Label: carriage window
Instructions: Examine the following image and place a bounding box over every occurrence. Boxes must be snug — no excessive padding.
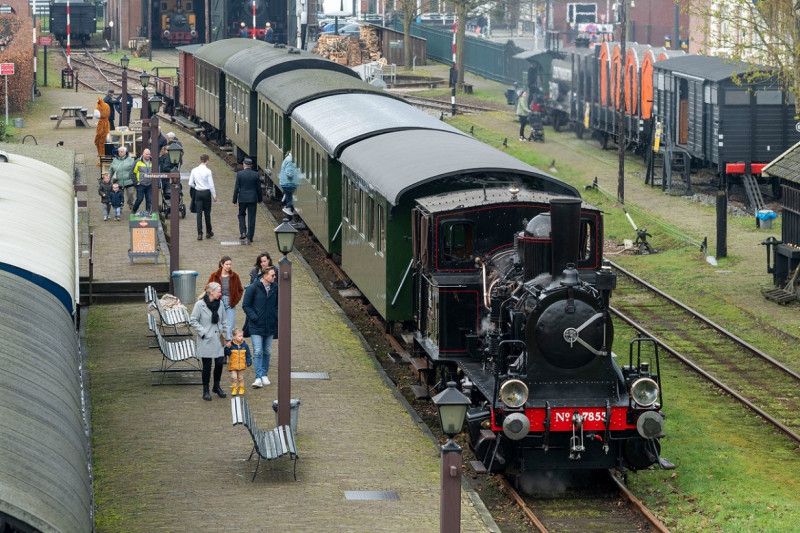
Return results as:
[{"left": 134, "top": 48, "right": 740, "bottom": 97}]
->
[
  {"left": 377, "top": 204, "right": 385, "bottom": 253},
  {"left": 578, "top": 220, "right": 595, "bottom": 263},
  {"left": 321, "top": 157, "right": 327, "bottom": 198},
  {"left": 366, "top": 195, "right": 375, "bottom": 244},
  {"left": 441, "top": 222, "right": 474, "bottom": 262},
  {"left": 343, "top": 181, "right": 351, "bottom": 220},
  {"left": 756, "top": 90, "right": 782, "bottom": 105},
  {"left": 724, "top": 90, "right": 749, "bottom": 105}
]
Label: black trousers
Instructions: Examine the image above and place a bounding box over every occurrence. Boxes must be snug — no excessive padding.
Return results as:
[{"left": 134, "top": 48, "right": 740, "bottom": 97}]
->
[
  {"left": 519, "top": 115, "right": 527, "bottom": 138},
  {"left": 201, "top": 356, "right": 224, "bottom": 391},
  {"left": 238, "top": 202, "right": 257, "bottom": 240},
  {"left": 195, "top": 188, "right": 212, "bottom": 234}
]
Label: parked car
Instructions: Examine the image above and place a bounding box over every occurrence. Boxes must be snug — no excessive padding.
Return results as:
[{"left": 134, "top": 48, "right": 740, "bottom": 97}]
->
[{"left": 322, "top": 23, "right": 362, "bottom": 37}]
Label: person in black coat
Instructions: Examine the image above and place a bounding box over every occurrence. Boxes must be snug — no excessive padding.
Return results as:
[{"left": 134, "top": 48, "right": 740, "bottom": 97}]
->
[
  {"left": 232, "top": 157, "right": 263, "bottom": 243},
  {"left": 241, "top": 268, "right": 278, "bottom": 387},
  {"left": 103, "top": 88, "right": 119, "bottom": 130}
]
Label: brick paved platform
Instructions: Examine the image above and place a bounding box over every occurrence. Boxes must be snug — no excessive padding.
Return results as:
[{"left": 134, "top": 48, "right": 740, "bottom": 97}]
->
[{"left": 62, "top": 85, "right": 497, "bottom": 530}]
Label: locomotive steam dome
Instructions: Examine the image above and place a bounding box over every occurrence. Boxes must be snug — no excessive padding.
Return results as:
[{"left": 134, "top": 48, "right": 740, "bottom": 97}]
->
[{"left": 525, "top": 287, "right": 610, "bottom": 369}]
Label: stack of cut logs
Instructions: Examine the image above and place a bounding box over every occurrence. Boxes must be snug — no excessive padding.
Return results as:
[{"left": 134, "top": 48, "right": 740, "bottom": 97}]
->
[{"left": 311, "top": 25, "right": 383, "bottom": 66}]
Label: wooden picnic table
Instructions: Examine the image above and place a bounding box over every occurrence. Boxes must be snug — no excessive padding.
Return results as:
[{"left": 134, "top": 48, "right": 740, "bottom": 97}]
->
[{"left": 55, "top": 106, "right": 91, "bottom": 128}]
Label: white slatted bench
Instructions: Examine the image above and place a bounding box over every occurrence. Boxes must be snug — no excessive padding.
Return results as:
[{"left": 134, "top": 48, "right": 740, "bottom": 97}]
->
[
  {"left": 231, "top": 396, "right": 298, "bottom": 481},
  {"left": 151, "top": 323, "right": 201, "bottom": 385},
  {"left": 145, "top": 286, "right": 193, "bottom": 336}
]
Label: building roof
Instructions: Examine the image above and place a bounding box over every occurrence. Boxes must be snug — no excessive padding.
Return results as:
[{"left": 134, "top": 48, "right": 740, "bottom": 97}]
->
[
  {"left": 652, "top": 54, "right": 765, "bottom": 82},
  {"left": 763, "top": 140, "right": 800, "bottom": 183}
]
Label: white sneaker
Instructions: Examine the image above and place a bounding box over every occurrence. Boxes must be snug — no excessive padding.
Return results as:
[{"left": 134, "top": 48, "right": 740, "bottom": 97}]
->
[
  {"left": 252, "top": 378, "right": 263, "bottom": 388},
  {"left": 262, "top": 376, "right": 270, "bottom": 385},
  {"left": 282, "top": 207, "right": 293, "bottom": 215}
]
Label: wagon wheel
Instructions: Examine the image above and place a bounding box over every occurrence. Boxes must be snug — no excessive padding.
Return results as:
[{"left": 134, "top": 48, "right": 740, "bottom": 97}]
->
[
  {"left": 552, "top": 113, "right": 562, "bottom": 133},
  {"left": 599, "top": 132, "right": 609, "bottom": 150}
]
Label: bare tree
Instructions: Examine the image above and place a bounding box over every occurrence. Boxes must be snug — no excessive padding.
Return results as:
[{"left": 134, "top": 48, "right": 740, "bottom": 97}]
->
[
  {"left": 449, "top": 0, "right": 488, "bottom": 87},
  {"left": 688, "top": 0, "right": 800, "bottom": 116},
  {"left": 399, "top": 0, "right": 429, "bottom": 68}
]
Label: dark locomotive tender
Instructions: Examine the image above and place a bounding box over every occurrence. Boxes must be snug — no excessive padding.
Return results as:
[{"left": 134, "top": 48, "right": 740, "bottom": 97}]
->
[
  {"left": 50, "top": 0, "right": 97, "bottom": 45},
  {"left": 158, "top": 39, "right": 666, "bottom": 474}
]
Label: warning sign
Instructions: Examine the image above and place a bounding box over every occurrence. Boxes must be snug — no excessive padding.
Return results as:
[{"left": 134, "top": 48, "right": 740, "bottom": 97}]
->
[{"left": 0, "top": 63, "right": 14, "bottom": 75}]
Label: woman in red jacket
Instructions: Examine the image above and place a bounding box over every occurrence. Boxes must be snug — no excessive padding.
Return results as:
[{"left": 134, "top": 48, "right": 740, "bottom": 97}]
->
[{"left": 207, "top": 255, "right": 244, "bottom": 337}]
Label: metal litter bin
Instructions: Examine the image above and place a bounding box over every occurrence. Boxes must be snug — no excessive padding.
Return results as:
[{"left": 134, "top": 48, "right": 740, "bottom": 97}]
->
[
  {"left": 757, "top": 209, "right": 776, "bottom": 229},
  {"left": 171, "top": 270, "right": 198, "bottom": 306},
  {"left": 272, "top": 399, "right": 301, "bottom": 437}
]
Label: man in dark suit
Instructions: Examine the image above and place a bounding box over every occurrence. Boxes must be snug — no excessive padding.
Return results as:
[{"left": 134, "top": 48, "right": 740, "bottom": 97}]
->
[
  {"left": 232, "top": 157, "right": 263, "bottom": 243},
  {"left": 104, "top": 88, "right": 119, "bottom": 131}
]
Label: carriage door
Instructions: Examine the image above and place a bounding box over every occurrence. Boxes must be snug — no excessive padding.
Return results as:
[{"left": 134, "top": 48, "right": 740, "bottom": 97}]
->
[{"left": 677, "top": 77, "right": 689, "bottom": 145}]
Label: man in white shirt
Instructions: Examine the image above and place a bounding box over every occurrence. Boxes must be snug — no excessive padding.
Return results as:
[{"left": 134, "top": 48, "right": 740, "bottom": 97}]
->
[{"left": 188, "top": 153, "right": 217, "bottom": 240}]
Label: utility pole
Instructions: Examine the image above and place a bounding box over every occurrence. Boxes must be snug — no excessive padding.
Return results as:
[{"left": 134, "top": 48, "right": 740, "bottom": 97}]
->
[{"left": 617, "top": 0, "right": 627, "bottom": 204}]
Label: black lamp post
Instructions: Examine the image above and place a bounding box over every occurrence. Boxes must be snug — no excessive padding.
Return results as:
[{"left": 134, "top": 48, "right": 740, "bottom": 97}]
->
[
  {"left": 167, "top": 142, "right": 183, "bottom": 292},
  {"left": 274, "top": 219, "right": 298, "bottom": 430},
  {"left": 148, "top": 95, "right": 161, "bottom": 213},
  {"left": 432, "top": 382, "right": 470, "bottom": 533},
  {"left": 120, "top": 54, "right": 129, "bottom": 127},
  {"left": 140, "top": 70, "right": 151, "bottom": 120}
]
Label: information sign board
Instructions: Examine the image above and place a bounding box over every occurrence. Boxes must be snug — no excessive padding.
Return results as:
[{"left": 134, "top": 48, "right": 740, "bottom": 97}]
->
[
  {"left": 39, "top": 36, "right": 53, "bottom": 46},
  {"left": 0, "top": 63, "right": 14, "bottom": 75},
  {"left": 128, "top": 215, "right": 160, "bottom": 264}
]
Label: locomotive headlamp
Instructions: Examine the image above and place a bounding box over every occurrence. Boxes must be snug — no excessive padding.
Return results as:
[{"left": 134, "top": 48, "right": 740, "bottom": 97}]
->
[
  {"left": 630, "top": 377, "right": 659, "bottom": 407},
  {"left": 499, "top": 379, "right": 529, "bottom": 409}
]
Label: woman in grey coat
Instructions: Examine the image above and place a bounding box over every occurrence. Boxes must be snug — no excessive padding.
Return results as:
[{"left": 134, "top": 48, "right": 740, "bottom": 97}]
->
[{"left": 190, "top": 282, "right": 230, "bottom": 401}]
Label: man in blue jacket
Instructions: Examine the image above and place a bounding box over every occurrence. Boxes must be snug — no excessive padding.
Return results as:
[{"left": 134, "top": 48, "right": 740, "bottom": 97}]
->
[{"left": 242, "top": 268, "right": 278, "bottom": 387}]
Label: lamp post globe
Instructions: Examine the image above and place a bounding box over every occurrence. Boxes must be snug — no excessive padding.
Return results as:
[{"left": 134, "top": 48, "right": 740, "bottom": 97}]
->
[
  {"left": 274, "top": 220, "right": 298, "bottom": 256},
  {"left": 167, "top": 142, "right": 182, "bottom": 166},
  {"left": 432, "top": 382, "right": 469, "bottom": 438},
  {"left": 148, "top": 95, "right": 161, "bottom": 116},
  {"left": 139, "top": 70, "right": 150, "bottom": 88},
  {"left": 120, "top": 54, "right": 129, "bottom": 70},
  {"left": 140, "top": 71, "right": 150, "bottom": 120}
]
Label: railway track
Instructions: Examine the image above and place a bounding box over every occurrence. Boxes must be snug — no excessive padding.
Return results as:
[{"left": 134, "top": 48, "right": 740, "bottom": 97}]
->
[
  {"left": 498, "top": 470, "right": 669, "bottom": 532},
  {"left": 609, "top": 260, "right": 800, "bottom": 444},
  {"left": 57, "top": 47, "right": 154, "bottom": 93},
  {"left": 400, "top": 94, "right": 503, "bottom": 117}
]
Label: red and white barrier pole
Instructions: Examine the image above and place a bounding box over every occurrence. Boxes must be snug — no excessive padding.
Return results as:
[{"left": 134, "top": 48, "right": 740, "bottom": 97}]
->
[
  {"left": 66, "top": 0, "right": 71, "bottom": 73},
  {"left": 452, "top": 21, "right": 457, "bottom": 66},
  {"left": 252, "top": 1, "right": 256, "bottom": 39}
]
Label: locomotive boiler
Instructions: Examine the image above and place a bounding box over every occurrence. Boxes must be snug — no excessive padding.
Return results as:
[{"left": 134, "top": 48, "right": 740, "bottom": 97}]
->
[{"left": 412, "top": 191, "right": 666, "bottom": 476}]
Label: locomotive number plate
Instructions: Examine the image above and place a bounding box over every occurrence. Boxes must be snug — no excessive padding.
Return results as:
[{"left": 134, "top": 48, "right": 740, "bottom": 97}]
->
[{"left": 553, "top": 410, "right": 606, "bottom": 423}]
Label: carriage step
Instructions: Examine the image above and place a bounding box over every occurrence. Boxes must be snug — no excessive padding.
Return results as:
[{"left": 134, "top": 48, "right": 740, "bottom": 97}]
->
[
  {"left": 469, "top": 460, "right": 488, "bottom": 474},
  {"left": 409, "top": 384, "right": 430, "bottom": 399},
  {"left": 410, "top": 357, "right": 429, "bottom": 372},
  {"left": 479, "top": 429, "right": 497, "bottom": 440}
]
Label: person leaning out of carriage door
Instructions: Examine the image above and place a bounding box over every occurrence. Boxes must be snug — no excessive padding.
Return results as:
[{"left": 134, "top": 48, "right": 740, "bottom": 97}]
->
[
  {"left": 280, "top": 151, "right": 299, "bottom": 216},
  {"left": 516, "top": 89, "right": 529, "bottom": 141},
  {"left": 190, "top": 282, "right": 231, "bottom": 402}
]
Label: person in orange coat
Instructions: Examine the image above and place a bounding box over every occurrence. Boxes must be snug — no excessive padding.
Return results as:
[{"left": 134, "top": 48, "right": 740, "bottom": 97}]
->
[
  {"left": 206, "top": 255, "right": 244, "bottom": 337},
  {"left": 94, "top": 97, "right": 111, "bottom": 163}
]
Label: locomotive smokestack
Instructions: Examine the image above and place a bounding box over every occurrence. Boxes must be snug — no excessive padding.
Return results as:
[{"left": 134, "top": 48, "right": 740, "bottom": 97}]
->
[{"left": 550, "top": 198, "right": 582, "bottom": 279}]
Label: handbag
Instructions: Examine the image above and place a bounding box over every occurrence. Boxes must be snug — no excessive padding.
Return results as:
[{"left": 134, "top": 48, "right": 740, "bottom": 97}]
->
[
  {"left": 189, "top": 186, "right": 196, "bottom": 213},
  {"left": 242, "top": 317, "right": 251, "bottom": 338}
]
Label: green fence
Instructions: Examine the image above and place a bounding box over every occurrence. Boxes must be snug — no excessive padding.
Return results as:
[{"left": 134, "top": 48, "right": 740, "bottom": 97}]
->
[{"left": 395, "top": 21, "right": 534, "bottom": 87}]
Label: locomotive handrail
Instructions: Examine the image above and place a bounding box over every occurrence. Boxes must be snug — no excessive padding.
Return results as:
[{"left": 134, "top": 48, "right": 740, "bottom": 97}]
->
[{"left": 390, "top": 258, "right": 414, "bottom": 308}]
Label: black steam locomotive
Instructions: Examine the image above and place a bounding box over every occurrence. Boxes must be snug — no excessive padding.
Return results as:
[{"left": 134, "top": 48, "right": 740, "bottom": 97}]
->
[
  {"left": 159, "top": 0, "right": 198, "bottom": 46},
  {"left": 412, "top": 192, "right": 667, "bottom": 475}
]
